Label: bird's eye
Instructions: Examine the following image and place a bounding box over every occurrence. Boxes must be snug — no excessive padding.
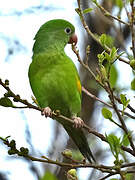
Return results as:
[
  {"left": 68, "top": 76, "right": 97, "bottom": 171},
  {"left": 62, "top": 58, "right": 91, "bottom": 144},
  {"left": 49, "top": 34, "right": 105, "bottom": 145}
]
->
[{"left": 64, "top": 27, "right": 72, "bottom": 34}]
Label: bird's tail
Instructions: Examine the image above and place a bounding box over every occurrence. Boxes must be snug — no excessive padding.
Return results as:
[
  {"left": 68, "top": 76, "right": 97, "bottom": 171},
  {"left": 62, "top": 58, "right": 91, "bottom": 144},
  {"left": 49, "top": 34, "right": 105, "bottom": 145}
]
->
[{"left": 63, "top": 123, "right": 95, "bottom": 163}]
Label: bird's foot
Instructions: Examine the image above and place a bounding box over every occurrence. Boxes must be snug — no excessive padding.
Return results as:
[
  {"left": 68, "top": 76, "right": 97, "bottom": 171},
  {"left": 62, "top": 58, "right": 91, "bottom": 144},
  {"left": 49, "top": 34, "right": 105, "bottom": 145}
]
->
[
  {"left": 72, "top": 116, "right": 84, "bottom": 128},
  {"left": 41, "top": 107, "right": 52, "bottom": 117}
]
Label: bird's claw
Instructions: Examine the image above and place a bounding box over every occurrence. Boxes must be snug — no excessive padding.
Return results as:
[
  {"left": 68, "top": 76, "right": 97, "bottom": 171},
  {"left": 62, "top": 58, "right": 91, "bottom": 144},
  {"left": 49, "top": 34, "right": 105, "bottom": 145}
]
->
[
  {"left": 41, "top": 107, "right": 52, "bottom": 117},
  {"left": 72, "top": 116, "right": 84, "bottom": 128}
]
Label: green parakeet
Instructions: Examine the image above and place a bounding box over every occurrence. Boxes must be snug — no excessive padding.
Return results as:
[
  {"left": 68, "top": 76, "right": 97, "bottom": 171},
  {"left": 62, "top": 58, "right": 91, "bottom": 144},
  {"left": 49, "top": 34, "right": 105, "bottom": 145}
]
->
[{"left": 28, "top": 19, "right": 95, "bottom": 163}]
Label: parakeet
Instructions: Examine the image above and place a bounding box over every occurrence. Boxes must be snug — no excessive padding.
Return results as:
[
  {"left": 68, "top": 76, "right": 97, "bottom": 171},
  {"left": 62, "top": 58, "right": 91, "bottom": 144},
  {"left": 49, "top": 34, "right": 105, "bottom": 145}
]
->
[{"left": 28, "top": 19, "right": 95, "bottom": 163}]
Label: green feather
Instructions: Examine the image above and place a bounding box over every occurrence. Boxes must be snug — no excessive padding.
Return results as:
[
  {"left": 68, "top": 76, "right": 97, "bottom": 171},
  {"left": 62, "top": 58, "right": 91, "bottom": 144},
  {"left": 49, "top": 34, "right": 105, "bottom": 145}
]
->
[
  {"left": 33, "top": 19, "right": 75, "bottom": 54},
  {"left": 28, "top": 19, "right": 95, "bottom": 162}
]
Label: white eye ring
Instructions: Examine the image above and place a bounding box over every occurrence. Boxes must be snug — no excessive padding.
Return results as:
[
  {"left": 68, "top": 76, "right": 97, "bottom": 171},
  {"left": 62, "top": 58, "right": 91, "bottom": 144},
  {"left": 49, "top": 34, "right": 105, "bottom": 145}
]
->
[{"left": 64, "top": 27, "right": 72, "bottom": 34}]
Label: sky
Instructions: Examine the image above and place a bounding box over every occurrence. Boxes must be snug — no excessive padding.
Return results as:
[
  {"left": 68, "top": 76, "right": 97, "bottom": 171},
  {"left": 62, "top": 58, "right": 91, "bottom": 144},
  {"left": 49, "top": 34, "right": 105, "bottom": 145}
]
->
[{"left": 0, "top": 0, "right": 134, "bottom": 180}]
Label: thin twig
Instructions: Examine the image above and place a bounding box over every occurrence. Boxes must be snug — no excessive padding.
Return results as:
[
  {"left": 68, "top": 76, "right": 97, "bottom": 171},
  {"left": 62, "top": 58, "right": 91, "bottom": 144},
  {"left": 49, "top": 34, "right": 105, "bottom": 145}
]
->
[
  {"left": 106, "top": 81, "right": 135, "bottom": 155},
  {"left": 76, "top": 0, "right": 130, "bottom": 65},
  {"left": 0, "top": 79, "right": 41, "bottom": 111},
  {"left": 0, "top": 78, "right": 106, "bottom": 142},
  {"left": 82, "top": 86, "right": 112, "bottom": 108},
  {"left": 130, "top": 0, "right": 135, "bottom": 57},
  {"left": 82, "top": 86, "right": 135, "bottom": 119},
  {"left": 2, "top": 78, "right": 135, "bottom": 157},
  {"left": 121, "top": 145, "right": 135, "bottom": 156},
  {"left": 99, "top": 173, "right": 117, "bottom": 180},
  {"left": 72, "top": 44, "right": 97, "bottom": 79},
  {"left": 93, "top": 0, "right": 130, "bottom": 26},
  {"left": 114, "top": 95, "right": 135, "bottom": 114},
  {"left": 2, "top": 135, "right": 135, "bottom": 178},
  {"left": 127, "top": 104, "right": 135, "bottom": 114}
]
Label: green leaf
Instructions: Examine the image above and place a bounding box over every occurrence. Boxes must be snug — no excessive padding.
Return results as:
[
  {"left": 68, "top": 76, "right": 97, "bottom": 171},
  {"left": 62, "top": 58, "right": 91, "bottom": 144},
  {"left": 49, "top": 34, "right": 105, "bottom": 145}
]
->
[
  {"left": 104, "top": 52, "right": 111, "bottom": 61},
  {"left": 67, "top": 169, "right": 77, "bottom": 180},
  {"left": 125, "top": 173, "right": 134, "bottom": 180},
  {"left": 83, "top": 8, "right": 93, "bottom": 14},
  {"left": 0, "top": 97, "right": 14, "bottom": 107},
  {"left": 102, "top": 107, "right": 112, "bottom": 119},
  {"left": 104, "top": 35, "right": 114, "bottom": 48},
  {"left": 130, "top": 59, "right": 135, "bottom": 70},
  {"left": 63, "top": 149, "right": 72, "bottom": 158},
  {"left": 100, "top": 65, "right": 107, "bottom": 79},
  {"left": 100, "top": 34, "right": 114, "bottom": 48},
  {"left": 106, "top": 134, "right": 121, "bottom": 147},
  {"left": 125, "top": 99, "right": 130, "bottom": 107},
  {"left": 100, "top": 34, "right": 107, "bottom": 46},
  {"left": 110, "top": 47, "right": 117, "bottom": 61},
  {"left": 115, "top": 0, "right": 123, "bottom": 9},
  {"left": 120, "top": 94, "right": 127, "bottom": 106},
  {"left": 40, "top": 171, "right": 58, "bottom": 180},
  {"left": 97, "top": 52, "right": 105, "bottom": 64},
  {"left": 92, "top": 0, "right": 98, "bottom": 4},
  {"left": 120, "top": 94, "right": 130, "bottom": 107},
  {"left": 106, "top": 133, "right": 121, "bottom": 159},
  {"left": 120, "top": 94, "right": 130, "bottom": 115},
  {"left": 131, "top": 78, "right": 135, "bottom": 90},
  {"left": 122, "top": 134, "right": 130, "bottom": 147},
  {"left": 109, "top": 65, "right": 118, "bottom": 88},
  {"left": 72, "top": 150, "right": 84, "bottom": 161}
]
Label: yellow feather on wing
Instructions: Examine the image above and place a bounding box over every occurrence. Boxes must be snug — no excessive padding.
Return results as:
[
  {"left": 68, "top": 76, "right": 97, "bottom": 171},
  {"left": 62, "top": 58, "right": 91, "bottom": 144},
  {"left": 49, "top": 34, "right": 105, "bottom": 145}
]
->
[{"left": 76, "top": 75, "right": 81, "bottom": 95}]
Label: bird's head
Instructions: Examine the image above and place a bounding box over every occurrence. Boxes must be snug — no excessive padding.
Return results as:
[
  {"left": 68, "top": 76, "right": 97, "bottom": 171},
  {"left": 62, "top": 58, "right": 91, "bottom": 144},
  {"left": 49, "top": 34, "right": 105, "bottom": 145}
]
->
[{"left": 33, "top": 19, "right": 78, "bottom": 53}]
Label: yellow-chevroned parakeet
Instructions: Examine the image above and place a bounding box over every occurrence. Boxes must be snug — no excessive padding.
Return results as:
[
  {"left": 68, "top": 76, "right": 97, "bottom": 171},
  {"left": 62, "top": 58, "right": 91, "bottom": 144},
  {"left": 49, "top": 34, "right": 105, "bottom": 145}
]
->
[{"left": 28, "top": 19, "right": 95, "bottom": 163}]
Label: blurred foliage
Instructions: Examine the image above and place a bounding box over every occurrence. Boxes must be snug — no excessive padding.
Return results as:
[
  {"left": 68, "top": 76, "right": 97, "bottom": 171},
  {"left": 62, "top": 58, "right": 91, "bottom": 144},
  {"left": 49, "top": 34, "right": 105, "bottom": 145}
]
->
[{"left": 40, "top": 171, "right": 58, "bottom": 180}]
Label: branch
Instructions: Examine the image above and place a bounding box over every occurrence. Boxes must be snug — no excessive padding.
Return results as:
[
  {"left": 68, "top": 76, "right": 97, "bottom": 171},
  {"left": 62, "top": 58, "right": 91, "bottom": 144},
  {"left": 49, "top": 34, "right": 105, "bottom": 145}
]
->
[
  {"left": 72, "top": 44, "right": 97, "bottom": 80},
  {"left": 0, "top": 78, "right": 106, "bottom": 142},
  {"left": 93, "top": 0, "right": 130, "bottom": 26},
  {"left": 1, "top": 76, "right": 135, "bottom": 162},
  {"left": 1, "top": 136, "right": 135, "bottom": 178},
  {"left": 1, "top": 77, "right": 135, "bottom": 178},
  {"left": 71, "top": 44, "right": 135, "bottom": 157},
  {"left": 82, "top": 86, "right": 135, "bottom": 119},
  {"left": 76, "top": 0, "right": 130, "bottom": 65},
  {"left": 106, "top": 81, "right": 135, "bottom": 155},
  {"left": 114, "top": 95, "right": 135, "bottom": 115},
  {"left": 130, "top": 0, "right": 135, "bottom": 57}
]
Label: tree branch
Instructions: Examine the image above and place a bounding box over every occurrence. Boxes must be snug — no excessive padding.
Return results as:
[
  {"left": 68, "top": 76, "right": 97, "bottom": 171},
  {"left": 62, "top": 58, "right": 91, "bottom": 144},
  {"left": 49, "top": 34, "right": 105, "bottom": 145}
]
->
[{"left": 76, "top": 0, "right": 130, "bottom": 65}]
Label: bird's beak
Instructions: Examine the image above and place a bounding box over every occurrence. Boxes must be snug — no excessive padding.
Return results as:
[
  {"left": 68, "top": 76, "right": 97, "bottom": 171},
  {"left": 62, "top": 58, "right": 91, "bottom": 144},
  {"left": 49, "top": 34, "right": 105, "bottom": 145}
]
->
[{"left": 68, "top": 33, "right": 78, "bottom": 45}]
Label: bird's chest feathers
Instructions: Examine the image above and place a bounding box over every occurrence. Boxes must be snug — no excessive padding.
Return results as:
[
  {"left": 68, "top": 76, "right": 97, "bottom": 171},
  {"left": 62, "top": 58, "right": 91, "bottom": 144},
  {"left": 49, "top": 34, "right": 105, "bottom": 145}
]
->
[{"left": 31, "top": 53, "right": 81, "bottom": 115}]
